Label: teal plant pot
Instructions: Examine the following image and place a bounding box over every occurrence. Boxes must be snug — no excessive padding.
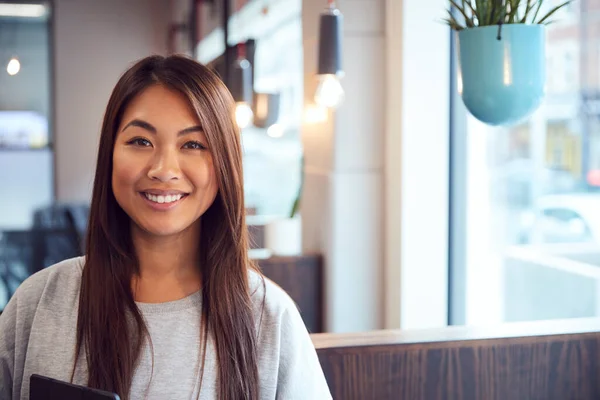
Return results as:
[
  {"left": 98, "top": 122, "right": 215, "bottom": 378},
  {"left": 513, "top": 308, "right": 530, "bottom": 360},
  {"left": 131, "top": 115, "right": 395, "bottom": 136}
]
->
[{"left": 457, "top": 24, "right": 546, "bottom": 126}]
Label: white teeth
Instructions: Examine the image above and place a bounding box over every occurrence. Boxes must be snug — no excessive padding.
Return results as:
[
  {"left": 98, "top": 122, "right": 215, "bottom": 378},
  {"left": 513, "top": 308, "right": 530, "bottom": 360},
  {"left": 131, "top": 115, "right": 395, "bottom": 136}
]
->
[{"left": 144, "top": 193, "right": 183, "bottom": 204}]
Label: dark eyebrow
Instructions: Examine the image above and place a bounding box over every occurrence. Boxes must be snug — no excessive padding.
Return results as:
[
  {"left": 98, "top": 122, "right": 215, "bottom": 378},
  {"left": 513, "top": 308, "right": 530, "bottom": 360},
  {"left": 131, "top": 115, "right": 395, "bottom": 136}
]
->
[
  {"left": 122, "top": 119, "right": 156, "bottom": 134},
  {"left": 177, "top": 125, "right": 204, "bottom": 136},
  {"left": 122, "top": 119, "right": 203, "bottom": 136}
]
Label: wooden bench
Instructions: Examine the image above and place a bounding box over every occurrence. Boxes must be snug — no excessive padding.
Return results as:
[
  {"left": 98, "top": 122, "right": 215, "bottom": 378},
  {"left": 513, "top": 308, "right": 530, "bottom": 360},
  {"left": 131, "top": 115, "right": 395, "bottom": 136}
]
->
[{"left": 312, "top": 318, "right": 600, "bottom": 399}]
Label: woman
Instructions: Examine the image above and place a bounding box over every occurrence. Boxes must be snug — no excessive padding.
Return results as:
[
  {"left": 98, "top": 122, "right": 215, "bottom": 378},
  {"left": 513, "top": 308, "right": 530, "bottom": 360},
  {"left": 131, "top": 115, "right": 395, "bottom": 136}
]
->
[{"left": 0, "top": 55, "right": 331, "bottom": 400}]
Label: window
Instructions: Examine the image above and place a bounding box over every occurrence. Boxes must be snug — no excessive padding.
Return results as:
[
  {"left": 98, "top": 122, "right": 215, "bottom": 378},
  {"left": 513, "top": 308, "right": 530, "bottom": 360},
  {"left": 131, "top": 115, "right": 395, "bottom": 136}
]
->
[
  {"left": 231, "top": 3, "right": 304, "bottom": 217},
  {"left": 521, "top": 207, "right": 594, "bottom": 244},
  {"left": 449, "top": 3, "right": 600, "bottom": 325},
  {"left": 0, "top": 2, "right": 54, "bottom": 309},
  {"left": 241, "top": 18, "right": 304, "bottom": 217}
]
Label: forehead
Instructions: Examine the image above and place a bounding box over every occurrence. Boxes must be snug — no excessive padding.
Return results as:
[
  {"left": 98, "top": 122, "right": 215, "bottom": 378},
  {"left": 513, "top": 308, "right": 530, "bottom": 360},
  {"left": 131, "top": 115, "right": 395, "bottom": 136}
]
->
[{"left": 120, "top": 84, "right": 201, "bottom": 127}]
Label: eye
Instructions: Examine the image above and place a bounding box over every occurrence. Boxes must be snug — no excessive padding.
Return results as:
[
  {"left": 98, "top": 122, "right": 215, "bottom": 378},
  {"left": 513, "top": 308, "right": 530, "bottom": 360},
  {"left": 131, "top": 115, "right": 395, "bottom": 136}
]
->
[
  {"left": 126, "top": 137, "right": 152, "bottom": 147},
  {"left": 182, "top": 141, "right": 207, "bottom": 150}
]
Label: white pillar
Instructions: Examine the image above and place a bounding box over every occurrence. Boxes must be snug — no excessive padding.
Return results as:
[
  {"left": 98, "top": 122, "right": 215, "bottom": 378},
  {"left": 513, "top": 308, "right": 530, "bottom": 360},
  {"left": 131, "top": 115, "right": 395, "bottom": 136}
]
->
[
  {"left": 301, "top": 0, "right": 386, "bottom": 333},
  {"left": 384, "top": 0, "right": 451, "bottom": 330}
]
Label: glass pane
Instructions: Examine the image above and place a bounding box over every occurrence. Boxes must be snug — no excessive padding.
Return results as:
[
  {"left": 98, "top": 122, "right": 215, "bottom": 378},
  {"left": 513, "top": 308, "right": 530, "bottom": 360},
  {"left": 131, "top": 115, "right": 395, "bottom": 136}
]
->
[
  {"left": 0, "top": 5, "right": 52, "bottom": 148},
  {"left": 240, "top": 15, "right": 303, "bottom": 217},
  {"left": 0, "top": 2, "right": 54, "bottom": 310},
  {"left": 0, "top": 3, "right": 53, "bottom": 229},
  {"left": 0, "top": 149, "right": 53, "bottom": 229},
  {"left": 450, "top": 2, "right": 600, "bottom": 325}
]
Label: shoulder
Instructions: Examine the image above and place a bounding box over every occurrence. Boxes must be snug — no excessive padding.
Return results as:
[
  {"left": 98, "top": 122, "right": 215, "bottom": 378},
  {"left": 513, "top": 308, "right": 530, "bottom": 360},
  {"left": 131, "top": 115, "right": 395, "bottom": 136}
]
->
[
  {"left": 12, "top": 256, "right": 84, "bottom": 313},
  {"left": 248, "top": 269, "right": 301, "bottom": 329},
  {"left": 247, "top": 270, "right": 332, "bottom": 398}
]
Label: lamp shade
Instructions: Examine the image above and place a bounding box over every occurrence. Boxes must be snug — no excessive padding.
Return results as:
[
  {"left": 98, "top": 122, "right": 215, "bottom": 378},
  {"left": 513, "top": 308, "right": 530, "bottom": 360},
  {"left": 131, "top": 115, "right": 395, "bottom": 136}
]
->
[
  {"left": 317, "top": 6, "right": 343, "bottom": 76},
  {"left": 253, "top": 92, "right": 281, "bottom": 128},
  {"left": 229, "top": 57, "right": 253, "bottom": 104}
]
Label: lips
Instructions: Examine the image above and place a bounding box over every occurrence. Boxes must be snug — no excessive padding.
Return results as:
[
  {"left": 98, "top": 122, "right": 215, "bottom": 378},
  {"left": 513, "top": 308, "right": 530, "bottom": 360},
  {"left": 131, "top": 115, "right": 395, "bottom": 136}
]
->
[
  {"left": 143, "top": 188, "right": 189, "bottom": 196},
  {"left": 143, "top": 192, "right": 185, "bottom": 204},
  {"left": 139, "top": 189, "right": 189, "bottom": 210}
]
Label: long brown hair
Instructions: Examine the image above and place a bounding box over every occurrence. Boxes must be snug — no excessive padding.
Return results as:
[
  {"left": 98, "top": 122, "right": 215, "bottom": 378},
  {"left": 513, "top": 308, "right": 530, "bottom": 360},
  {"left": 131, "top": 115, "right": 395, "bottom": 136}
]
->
[{"left": 73, "top": 55, "right": 261, "bottom": 399}]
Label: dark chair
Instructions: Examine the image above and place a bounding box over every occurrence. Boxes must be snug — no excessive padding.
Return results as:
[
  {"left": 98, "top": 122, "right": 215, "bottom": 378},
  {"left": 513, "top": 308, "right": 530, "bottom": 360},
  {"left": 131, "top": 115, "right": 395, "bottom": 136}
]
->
[
  {"left": 0, "top": 231, "right": 33, "bottom": 310},
  {"left": 33, "top": 204, "right": 89, "bottom": 253},
  {"left": 0, "top": 228, "right": 82, "bottom": 311},
  {"left": 0, "top": 204, "right": 88, "bottom": 311}
]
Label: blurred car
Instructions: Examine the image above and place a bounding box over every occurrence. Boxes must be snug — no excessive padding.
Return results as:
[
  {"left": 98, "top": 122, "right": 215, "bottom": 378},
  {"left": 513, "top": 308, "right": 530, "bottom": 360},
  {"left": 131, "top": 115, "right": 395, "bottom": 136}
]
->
[
  {"left": 491, "top": 158, "right": 578, "bottom": 209},
  {"left": 518, "top": 193, "right": 600, "bottom": 245}
]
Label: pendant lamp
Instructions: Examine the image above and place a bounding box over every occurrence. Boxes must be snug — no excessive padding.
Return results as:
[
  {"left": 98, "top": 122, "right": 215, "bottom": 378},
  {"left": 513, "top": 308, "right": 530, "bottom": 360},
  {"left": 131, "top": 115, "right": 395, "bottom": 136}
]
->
[
  {"left": 315, "top": 0, "right": 344, "bottom": 109},
  {"left": 230, "top": 43, "right": 254, "bottom": 129}
]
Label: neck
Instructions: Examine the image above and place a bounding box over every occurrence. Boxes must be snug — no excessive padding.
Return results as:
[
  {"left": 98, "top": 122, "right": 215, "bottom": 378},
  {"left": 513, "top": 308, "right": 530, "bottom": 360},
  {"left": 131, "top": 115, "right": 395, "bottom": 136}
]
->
[{"left": 131, "top": 221, "right": 202, "bottom": 303}]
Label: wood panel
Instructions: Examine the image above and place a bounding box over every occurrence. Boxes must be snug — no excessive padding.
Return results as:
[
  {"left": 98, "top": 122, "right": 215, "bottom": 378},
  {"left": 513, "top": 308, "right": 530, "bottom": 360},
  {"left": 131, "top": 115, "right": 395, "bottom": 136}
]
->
[
  {"left": 312, "top": 318, "right": 600, "bottom": 400},
  {"left": 258, "top": 254, "right": 323, "bottom": 333}
]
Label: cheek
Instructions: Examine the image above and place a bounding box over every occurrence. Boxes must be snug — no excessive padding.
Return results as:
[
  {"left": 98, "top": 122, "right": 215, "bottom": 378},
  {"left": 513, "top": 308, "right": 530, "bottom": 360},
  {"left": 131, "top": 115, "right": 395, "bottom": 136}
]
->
[
  {"left": 186, "top": 157, "right": 218, "bottom": 193},
  {"left": 112, "top": 149, "right": 145, "bottom": 196}
]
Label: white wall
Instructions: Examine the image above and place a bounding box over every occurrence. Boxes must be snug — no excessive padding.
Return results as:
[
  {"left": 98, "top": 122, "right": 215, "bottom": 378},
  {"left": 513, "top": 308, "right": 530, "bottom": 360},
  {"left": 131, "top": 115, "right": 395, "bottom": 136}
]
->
[
  {"left": 301, "top": 0, "right": 386, "bottom": 333},
  {"left": 54, "top": 0, "right": 170, "bottom": 202}
]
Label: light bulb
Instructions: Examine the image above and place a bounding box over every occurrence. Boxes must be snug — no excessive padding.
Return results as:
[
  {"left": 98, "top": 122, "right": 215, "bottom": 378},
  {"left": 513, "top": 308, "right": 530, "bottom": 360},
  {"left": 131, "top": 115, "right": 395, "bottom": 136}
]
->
[
  {"left": 267, "top": 123, "right": 284, "bottom": 138},
  {"left": 235, "top": 102, "right": 253, "bottom": 129},
  {"left": 314, "top": 74, "right": 344, "bottom": 109},
  {"left": 7, "top": 58, "right": 20, "bottom": 76}
]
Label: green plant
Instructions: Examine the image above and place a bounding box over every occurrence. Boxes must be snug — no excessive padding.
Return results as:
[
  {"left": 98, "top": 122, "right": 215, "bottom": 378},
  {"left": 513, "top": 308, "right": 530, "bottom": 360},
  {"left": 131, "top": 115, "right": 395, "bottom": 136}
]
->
[
  {"left": 444, "top": 0, "right": 573, "bottom": 31},
  {"left": 289, "top": 155, "right": 304, "bottom": 218}
]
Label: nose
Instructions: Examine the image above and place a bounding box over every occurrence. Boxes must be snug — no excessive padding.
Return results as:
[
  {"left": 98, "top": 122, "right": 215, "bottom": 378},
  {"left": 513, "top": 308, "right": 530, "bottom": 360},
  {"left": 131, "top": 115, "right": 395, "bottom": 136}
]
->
[{"left": 147, "top": 148, "right": 181, "bottom": 182}]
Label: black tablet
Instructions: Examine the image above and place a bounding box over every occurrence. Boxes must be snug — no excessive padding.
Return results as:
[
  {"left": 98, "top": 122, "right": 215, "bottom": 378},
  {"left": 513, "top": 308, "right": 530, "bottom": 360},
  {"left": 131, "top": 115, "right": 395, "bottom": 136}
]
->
[{"left": 30, "top": 374, "right": 121, "bottom": 400}]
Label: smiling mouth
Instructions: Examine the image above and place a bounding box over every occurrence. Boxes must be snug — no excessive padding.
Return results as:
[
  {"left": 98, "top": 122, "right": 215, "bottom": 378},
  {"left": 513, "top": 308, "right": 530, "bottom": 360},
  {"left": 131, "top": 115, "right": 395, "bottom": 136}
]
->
[{"left": 142, "top": 192, "right": 188, "bottom": 204}]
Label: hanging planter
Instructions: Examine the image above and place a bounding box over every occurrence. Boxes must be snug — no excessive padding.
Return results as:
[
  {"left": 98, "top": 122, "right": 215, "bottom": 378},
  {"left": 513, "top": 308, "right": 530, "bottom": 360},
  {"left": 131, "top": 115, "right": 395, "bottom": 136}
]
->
[
  {"left": 458, "top": 24, "right": 545, "bottom": 125},
  {"left": 445, "top": 0, "right": 572, "bottom": 126}
]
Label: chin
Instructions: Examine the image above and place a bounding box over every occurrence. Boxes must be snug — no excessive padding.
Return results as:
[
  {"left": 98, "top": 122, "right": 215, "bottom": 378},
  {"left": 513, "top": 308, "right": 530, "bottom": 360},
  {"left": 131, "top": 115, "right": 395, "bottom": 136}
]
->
[
  {"left": 143, "top": 226, "right": 185, "bottom": 237},
  {"left": 135, "top": 218, "right": 196, "bottom": 238}
]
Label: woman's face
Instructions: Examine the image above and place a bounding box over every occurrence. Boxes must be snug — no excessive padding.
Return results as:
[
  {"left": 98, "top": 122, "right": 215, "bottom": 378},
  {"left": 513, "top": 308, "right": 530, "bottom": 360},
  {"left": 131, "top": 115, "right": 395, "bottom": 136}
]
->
[{"left": 112, "top": 84, "right": 218, "bottom": 237}]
